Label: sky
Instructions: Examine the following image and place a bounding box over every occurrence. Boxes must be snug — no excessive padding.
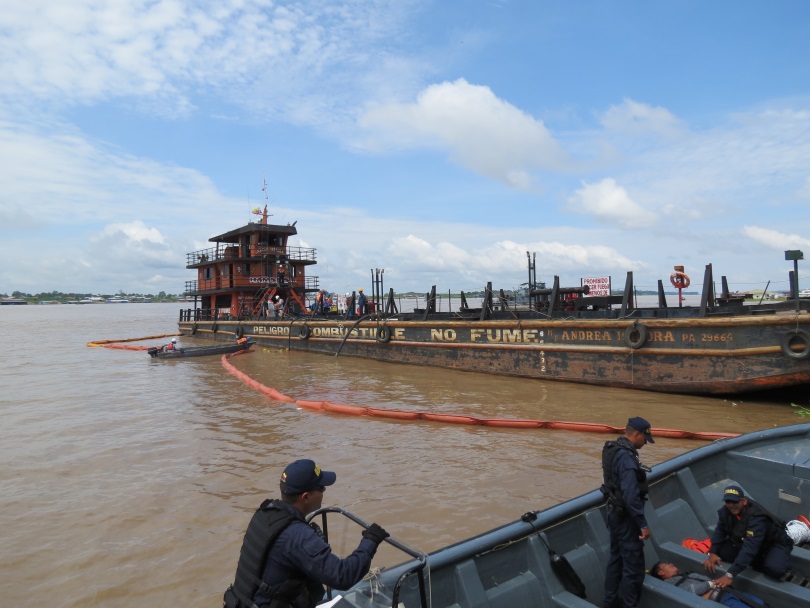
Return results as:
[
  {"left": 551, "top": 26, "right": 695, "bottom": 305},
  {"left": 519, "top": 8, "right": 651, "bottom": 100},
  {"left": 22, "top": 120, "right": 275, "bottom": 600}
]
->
[{"left": 2, "top": 1, "right": 810, "bottom": 297}]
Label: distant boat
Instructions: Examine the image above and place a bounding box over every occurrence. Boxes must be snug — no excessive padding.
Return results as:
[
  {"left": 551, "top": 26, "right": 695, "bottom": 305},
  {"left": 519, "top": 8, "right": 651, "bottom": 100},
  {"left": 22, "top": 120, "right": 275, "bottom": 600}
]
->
[
  {"left": 106, "top": 298, "right": 129, "bottom": 303},
  {"left": 0, "top": 298, "right": 28, "bottom": 305}
]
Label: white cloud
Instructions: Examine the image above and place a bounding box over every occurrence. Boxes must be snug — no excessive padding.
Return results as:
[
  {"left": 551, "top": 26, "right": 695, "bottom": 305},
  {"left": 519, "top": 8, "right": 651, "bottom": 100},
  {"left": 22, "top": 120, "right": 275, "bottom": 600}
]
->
[
  {"left": 358, "top": 78, "right": 570, "bottom": 188},
  {"left": 600, "top": 99, "right": 685, "bottom": 138},
  {"left": 0, "top": 0, "right": 422, "bottom": 127},
  {"left": 567, "top": 178, "right": 658, "bottom": 229},
  {"left": 742, "top": 226, "right": 810, "bottom": 250},
  {"left": 95, "top": 221, "right": 167, "bottom": 245},
  {"left": 596, "top": 103, "right": 810, "bottom": 224},
  {"left": 378, "top": 233, "right": 645, "bottom": 290}
]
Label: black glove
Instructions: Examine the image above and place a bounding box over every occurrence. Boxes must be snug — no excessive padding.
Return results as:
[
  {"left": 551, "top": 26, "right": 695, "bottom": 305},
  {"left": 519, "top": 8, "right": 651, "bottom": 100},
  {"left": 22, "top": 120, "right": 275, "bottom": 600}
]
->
[{"left": 362, "top": 523, "right": 390, "bottom": 545}]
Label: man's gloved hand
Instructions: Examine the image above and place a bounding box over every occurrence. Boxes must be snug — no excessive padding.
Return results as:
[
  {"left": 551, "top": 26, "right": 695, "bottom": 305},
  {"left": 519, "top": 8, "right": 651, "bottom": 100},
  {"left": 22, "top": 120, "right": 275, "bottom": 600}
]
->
[{"left": 362, "top": 523, "right": 390, "bottom": 545}]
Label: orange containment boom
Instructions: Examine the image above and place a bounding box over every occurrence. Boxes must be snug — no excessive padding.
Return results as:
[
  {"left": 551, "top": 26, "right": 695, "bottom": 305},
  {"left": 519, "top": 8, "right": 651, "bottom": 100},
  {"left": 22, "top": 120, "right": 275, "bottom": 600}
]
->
[
  {"left": 220, "top": 351, "right": 738, "bottom": 442},
  {"left": 87, "top": 334, "right": 183, "bottom": 350}
]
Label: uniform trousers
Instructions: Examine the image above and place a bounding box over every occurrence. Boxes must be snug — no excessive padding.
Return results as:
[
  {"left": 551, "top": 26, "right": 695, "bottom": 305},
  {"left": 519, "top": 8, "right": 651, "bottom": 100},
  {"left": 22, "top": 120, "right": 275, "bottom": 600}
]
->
[
  {"left": 712, "top": 539, "right": 792, "bottom": 579},
  {"left": 603, "top": 510, "right": 645, "bottom": 608}
]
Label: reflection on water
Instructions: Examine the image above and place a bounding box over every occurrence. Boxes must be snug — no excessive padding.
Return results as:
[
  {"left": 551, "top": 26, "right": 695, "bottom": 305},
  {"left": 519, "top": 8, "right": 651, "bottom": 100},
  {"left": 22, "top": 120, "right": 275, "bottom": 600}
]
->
[{"left": 0, "top": 303, "right": 805, "bottom": 607}]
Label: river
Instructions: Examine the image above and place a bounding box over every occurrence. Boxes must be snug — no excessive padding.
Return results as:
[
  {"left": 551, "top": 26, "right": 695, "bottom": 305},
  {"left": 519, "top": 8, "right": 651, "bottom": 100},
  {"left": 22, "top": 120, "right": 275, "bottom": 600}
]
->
[{"left": 1, "top": 303, "right": 804, "bottom": 607}]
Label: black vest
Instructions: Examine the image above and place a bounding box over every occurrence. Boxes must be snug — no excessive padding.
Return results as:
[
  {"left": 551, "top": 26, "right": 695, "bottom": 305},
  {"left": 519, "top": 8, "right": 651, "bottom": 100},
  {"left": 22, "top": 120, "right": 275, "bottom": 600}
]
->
[
  {"left": 600, "top": 436, "right": 648, "bottom": 511},
  {"left": 224, "top": 499, "right": 322, "bottom": 608},
  {"left": 718, "top": 500, "right": 790, "bottom": 551}
]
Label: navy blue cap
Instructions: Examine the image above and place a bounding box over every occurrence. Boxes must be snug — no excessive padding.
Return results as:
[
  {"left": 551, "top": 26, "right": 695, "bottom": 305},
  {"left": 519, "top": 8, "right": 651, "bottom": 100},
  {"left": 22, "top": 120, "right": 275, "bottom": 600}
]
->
[
  {"left": 723, "top": 485, "right": 745, "bottom": 503},
  {"left": 280, "top": 459, "right": 336, "bottom": 494},
  {"left": 628, "top": 416, "right": 655, "bottom": 443}
]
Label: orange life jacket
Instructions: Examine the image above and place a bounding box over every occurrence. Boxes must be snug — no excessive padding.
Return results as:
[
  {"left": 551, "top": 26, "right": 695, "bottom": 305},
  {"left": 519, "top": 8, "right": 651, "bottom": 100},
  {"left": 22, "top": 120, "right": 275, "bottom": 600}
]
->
[{"left": 681, "top": 537, "right": 712, "bottom": 553}]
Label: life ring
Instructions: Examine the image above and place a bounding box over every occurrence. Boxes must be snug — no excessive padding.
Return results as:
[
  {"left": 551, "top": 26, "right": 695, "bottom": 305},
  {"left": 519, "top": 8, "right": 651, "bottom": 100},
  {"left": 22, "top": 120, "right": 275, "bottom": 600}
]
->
[
  {"left": 670, "top": 271, "right": 691, "bottom": 289},
  {"left": 235, "top": 326, "right": 244, "bottom": 339},
  {"left": 376, "top": 325, "right": 391, "bottom": 343},
  {"left": 191, "top": 324, "right": 198, "bottom": 335},
  {"left": 298, "top": 325, "right": 311, "bottom": 340},
  {"left": 211, "top": 323, "right": 219, "bottom": 333},
  {"left": 624, "top": 322, "right": 648, "bottom": 349},
  {"left": 780, "top": 330, "right": 810, "bottom": 360}
]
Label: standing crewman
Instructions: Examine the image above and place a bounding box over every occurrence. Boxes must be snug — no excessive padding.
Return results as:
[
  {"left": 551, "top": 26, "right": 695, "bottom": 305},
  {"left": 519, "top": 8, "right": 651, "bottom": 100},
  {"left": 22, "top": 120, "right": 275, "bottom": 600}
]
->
[
  {"left": 601, "top": 416, "right": 654, "bottom": 608},
  {"left": 357, "top": 288, "right": 368, "bottom": 316}
]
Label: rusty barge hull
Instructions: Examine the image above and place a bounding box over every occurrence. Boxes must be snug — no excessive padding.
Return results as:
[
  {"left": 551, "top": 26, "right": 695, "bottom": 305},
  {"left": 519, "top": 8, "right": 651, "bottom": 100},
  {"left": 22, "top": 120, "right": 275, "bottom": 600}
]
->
[{"left": 178, "top": 314, "right": 810, "bottom": 395}]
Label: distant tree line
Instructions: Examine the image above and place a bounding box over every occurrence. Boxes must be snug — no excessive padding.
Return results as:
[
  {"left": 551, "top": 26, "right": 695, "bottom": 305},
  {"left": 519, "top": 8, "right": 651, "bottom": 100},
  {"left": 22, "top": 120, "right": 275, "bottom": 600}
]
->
[{"left": 2, "top": 290, "right": 182, "bottom": 302}]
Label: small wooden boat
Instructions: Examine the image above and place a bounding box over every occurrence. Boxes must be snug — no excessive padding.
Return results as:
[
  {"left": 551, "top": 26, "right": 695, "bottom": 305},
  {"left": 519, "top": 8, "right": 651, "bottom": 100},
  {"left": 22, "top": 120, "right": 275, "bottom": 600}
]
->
[
  {"left": 147, "top": 338, "right": 254, "bottom": 359},
  {"left": 317, "top": 423, "right": 810, "bottom": 607}
]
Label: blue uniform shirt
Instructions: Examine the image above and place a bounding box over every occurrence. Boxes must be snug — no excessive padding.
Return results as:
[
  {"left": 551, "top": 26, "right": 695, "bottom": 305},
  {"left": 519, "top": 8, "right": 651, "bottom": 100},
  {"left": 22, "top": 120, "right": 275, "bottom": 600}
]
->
[
  {"left": 254, "top": 502, "right": 378, "bottom": 606},
  {"left": 710, "top": 503, "right": 772, "bottom": 577},
  {"left": 611, "top": 437, "right": 649, "bottom": 530}
]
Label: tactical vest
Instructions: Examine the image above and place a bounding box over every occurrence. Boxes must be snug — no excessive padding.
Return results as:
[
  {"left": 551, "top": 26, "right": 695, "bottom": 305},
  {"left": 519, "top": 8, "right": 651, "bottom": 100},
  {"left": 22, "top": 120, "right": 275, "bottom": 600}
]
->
[
  {"left": 721, "top": 501, "right": 790, "bottom": 551},
  {"left": 224, "top": 499, "right": 315, "bottom": 608},
  {"left": 600, "top": 437, "right": 648, "bottom": 512}
]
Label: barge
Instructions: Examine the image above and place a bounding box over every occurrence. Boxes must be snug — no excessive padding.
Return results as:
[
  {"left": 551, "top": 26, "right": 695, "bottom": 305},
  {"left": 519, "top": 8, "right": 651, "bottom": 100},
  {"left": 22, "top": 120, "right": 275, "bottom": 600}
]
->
[{"left": 177, "top": 209, "right": 810, "bottom": 395}]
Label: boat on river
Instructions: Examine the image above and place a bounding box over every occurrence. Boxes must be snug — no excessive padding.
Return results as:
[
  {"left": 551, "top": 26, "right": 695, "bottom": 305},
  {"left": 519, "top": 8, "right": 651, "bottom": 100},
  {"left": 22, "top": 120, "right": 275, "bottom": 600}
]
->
[
  {"left": 176, "top": 209, "right": 810, "bottom": 395},
  {"left": 147, "top": 338, "right": 254, "bottom": 359},
  {"left": 315, "top": 423, "right": 810, "bottom": 608}
]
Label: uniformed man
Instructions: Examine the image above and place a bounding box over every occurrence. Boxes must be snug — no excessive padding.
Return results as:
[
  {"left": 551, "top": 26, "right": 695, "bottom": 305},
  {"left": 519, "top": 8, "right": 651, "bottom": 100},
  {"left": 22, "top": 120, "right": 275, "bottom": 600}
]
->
[
  {"left": 225, "top": 459, "right": 389, "bottom": 608},
  {"left": 601, "top": 416, "right": 654, "bottom": 608},
  {"left": 704, "top": 485, "right": 793, "bottom": 586}
]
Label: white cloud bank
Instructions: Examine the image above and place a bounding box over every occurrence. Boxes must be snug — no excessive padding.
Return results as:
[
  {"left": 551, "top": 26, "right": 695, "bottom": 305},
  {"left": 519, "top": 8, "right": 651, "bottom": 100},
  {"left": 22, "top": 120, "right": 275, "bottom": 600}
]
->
[
  {"left": 358, "top": 78, "right": 570, "bottom": 189},
  {"left": 567, "top": 178, "right": 658, "bottom": 230},
  {"left": 743, "top": 226, "right": 810, "bottom": 250}
]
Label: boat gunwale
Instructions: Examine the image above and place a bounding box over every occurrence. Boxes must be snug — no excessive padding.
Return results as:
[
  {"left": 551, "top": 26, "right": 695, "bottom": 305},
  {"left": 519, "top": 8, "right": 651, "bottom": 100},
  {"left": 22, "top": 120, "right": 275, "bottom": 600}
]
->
[{"left": 358, "top": 424, "right": 810, "bottom": 585}]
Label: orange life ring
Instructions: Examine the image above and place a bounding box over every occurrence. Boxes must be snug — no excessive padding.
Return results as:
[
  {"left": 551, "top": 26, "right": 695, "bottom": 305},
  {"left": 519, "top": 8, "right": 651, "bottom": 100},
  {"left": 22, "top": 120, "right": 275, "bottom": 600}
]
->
[{"left": 670, "top": 271, "right": 691, "bottom": 289}]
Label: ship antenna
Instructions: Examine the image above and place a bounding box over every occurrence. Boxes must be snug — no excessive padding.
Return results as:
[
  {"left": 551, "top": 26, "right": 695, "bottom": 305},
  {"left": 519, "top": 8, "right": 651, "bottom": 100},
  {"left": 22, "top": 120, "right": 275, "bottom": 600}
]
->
[
  {"left": 259, "top": 177, "right": 273, "bottom": 225},
  {"left": 264, "top": 178, "right": 273, "bottom": 225}
]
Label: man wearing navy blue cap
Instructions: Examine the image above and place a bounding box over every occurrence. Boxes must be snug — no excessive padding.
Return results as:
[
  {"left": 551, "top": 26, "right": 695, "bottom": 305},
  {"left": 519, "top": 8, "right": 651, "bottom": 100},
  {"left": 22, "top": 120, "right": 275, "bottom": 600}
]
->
[
  {"left": 225, "top": 459, "right": 389, "bottom": 608},
  {"left": 703, "top": 484, "right": 793, "bottom": 587},
  {"left": 601, "top": 417, "right": 654, "bottom": 608}
]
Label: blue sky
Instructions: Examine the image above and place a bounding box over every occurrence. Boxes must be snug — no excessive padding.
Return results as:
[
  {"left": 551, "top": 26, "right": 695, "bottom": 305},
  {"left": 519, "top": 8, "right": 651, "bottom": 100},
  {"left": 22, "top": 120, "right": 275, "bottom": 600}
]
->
[{"left": 2, "top": 1, "right": 809, "bottom": 297}]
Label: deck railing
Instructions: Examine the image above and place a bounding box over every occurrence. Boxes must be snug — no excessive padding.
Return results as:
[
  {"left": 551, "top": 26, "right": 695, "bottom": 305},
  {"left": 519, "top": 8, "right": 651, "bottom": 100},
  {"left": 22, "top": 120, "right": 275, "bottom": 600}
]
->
[
  {"left": 183, "top": 276, "right": 319, "bottom": 295},
  {"left": 186, "top": 245, "right": 316, "bottom": 266}
]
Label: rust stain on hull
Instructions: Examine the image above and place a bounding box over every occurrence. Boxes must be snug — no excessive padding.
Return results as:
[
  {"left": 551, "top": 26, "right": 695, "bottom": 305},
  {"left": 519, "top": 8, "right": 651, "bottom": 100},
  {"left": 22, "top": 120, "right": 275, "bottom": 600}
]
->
[{"left": 179, "top": 315, "right": 810, "bottom": 395}]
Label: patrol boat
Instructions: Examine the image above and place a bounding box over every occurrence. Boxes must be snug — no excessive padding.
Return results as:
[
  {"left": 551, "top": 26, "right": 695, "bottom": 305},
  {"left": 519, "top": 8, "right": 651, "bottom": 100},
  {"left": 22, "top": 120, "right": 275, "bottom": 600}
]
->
[
  {"left": 176, "top": 210, "right": 810, "bottom": 395},
  {"left": 315, "top": 423, "right": 810, "bottom": 608}
]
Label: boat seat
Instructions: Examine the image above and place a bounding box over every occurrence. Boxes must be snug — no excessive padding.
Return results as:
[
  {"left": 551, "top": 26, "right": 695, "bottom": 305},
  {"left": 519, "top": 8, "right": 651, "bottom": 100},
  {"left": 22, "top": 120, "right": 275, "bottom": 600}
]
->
[
  {"left": 672, "top": 469, "right": 717, "bottom": 530},
  {"left": 431, "top": 536, "right": 554, "bottom": 608},
  {"left": 640, "top": 575, "right": 717, "bottom": 608},
  {"left": 790, "top": 545, "right": 810, "bottom": 576},
  {"left": 450, "top": 560, "right": 489, "bottom": 608},
  {"left": 581, "top": 508, "right": 611, "bottom": 568},
  {"left": 556, "top": 542, "right": 603, "bottom": 605},
  {"left": 645, "top": 498, "right": 707, "bottom": 550},
  {"left": 481, "top": 570, "right": 545, "bottom": 607},
  {"left": 550, "top": 590, "right": 596, "bottom": 607}
]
